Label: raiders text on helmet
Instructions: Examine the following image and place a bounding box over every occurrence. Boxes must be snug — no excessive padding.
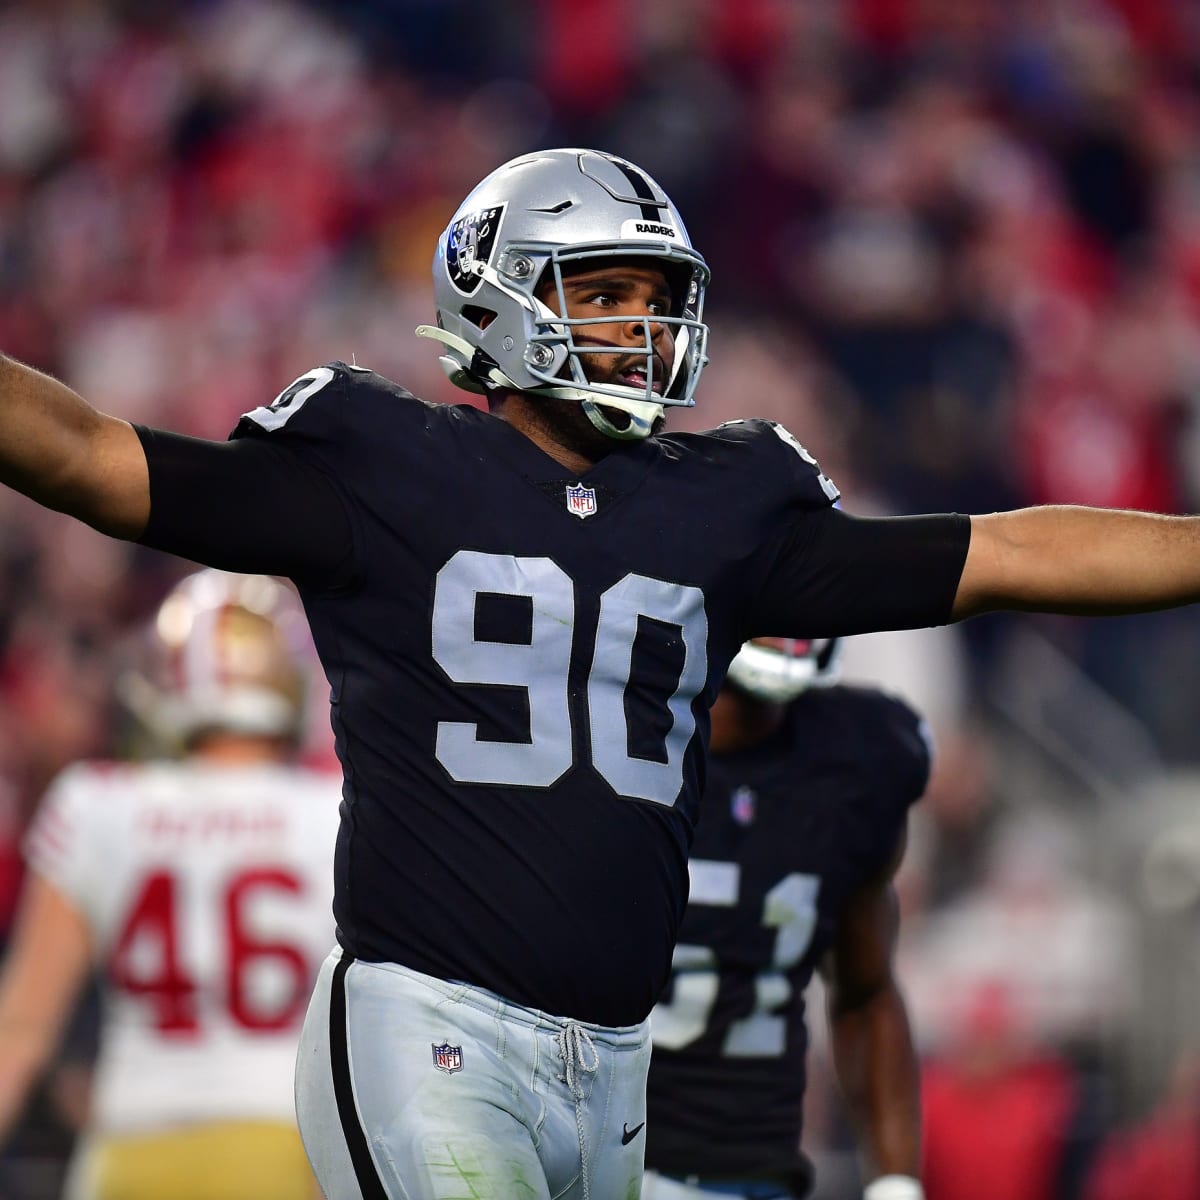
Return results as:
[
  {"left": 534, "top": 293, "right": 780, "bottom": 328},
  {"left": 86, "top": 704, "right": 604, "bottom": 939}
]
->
[{"left": 417, "top": 148, "right": 710, "bottom": 440}]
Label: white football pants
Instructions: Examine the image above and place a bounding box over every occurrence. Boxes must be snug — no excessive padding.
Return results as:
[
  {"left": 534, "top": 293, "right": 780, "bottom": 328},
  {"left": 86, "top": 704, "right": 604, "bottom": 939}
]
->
[{"left": 295, "top": 949, "right": 651, "bottom": 1199}]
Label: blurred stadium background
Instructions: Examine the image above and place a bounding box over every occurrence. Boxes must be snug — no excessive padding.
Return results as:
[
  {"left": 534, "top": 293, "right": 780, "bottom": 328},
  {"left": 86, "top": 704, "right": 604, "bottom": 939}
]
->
[{"left": 3, "top": 0, "right": 1200, "bottom": 1196}]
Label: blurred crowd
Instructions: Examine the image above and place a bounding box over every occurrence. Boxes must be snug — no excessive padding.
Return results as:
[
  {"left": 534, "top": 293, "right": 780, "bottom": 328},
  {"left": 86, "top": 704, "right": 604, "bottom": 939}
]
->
[{"left": 4, "top": 0, "right": 1200, "bottom": 1197}]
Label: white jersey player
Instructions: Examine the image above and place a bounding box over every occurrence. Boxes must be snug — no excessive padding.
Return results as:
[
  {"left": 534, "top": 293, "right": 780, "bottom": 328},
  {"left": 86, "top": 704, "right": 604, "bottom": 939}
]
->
[{"left": 0, "top": 571, "right": 339, "bottom": 1200}]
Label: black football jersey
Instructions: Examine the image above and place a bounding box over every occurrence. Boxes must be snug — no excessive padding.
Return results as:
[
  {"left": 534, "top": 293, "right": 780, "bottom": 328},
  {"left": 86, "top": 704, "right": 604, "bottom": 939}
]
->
[
  {"left": 644, "top": 686, "right": 930, "bottom": 1178},
  {"left": 126, "top": 360, "right": 966, "bottom": 1028},
  {"left": 226, "top": 363, "right": 846, "bottom": 1026}
]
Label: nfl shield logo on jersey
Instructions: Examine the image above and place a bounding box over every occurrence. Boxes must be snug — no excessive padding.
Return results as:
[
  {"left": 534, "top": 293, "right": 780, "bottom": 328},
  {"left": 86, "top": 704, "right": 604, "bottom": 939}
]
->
[
  {"left": 731, "top": 785, "right": 757, "bottom": 826},
  {"left": 565, "top": 483, "right": 598, "bottom": 519},
  {"left": 432, "top": 1041, "right": 464, "bottom": 1074}
]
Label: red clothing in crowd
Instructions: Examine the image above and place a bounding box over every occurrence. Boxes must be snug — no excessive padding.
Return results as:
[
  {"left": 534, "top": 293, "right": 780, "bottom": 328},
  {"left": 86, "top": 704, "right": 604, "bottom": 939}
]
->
[
  {"left": 1086, "top": 1099, "right": 1200, "bottom": 1200},
  {"left": 922, "top": 1056, "right": 1078, "bottom": 1200}
]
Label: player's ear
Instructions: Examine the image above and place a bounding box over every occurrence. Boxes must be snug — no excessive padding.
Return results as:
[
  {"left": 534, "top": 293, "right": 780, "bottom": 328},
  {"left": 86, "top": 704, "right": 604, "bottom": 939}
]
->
[{"left": 462, "top": 306, "right": 497, "bottom": 330}]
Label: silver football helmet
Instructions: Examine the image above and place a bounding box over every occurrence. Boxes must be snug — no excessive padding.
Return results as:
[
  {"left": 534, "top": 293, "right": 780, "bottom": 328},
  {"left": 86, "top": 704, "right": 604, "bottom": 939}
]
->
[
  {"left": 726, "top": 637, "right": 842, "bottom": 704},
  {"left": 417, "top": 148, "right": 710, "bottom": 440}
]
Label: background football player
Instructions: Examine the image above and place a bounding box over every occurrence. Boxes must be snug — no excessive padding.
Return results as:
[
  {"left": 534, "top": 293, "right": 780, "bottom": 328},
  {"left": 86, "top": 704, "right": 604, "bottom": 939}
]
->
[
  {"left": 642, "top": 636, "right": 926, "bottom": 1200},
  {"left": 4, "top": 147, "right": 1200, "bottom": 1199},
  {"left": 0, "top": 570, "right": 338, "bottom": 1200}
]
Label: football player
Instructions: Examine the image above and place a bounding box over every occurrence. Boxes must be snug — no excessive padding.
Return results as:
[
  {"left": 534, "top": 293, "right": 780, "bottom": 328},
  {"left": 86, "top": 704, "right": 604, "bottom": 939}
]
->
[
  {"left": 0, "top": 148, "right": 1199, "bottom": 1198},
  {"left": 0, "top": 570, "right": 339, "bottom": 1200},
  {"left": 642, "top": 636, "right": 925, "bottom": 1200}
]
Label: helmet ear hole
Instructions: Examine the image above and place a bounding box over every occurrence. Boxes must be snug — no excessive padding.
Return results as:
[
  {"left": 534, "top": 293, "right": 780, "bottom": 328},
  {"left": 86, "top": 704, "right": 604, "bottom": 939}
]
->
[{"left": 461, "top": 305, "right": 497, "bottom": 330}]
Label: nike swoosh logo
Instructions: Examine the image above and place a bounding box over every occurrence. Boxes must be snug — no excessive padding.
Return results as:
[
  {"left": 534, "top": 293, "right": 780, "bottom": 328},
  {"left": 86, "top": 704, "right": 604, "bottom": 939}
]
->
[{"left": 621, "top": 1122, "right": 645, "bottom": 1145}]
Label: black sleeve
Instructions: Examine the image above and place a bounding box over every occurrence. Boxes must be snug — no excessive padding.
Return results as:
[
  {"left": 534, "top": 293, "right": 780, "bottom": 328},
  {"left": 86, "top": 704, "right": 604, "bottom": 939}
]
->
[
  {"left": 134, "top": 425, "right": 358, "bottom": 590},
  {"left": 749, "top": 508, "right": 971, "bottom": 637}
]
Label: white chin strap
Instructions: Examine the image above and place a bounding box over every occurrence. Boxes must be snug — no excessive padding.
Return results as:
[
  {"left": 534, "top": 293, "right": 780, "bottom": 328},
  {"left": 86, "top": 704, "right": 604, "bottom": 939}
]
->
[
  {"left": 416, "top": 324, "right": 665, "bottom": 440},
  {"left": 581, "top": 393, "right": 664, "bottom": 440}
]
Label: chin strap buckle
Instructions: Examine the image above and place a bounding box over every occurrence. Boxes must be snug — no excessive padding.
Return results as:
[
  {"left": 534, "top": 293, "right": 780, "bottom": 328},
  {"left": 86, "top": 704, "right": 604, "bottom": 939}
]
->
[{"left": 415, "top": 325, "right": 509, "bottom": 393}]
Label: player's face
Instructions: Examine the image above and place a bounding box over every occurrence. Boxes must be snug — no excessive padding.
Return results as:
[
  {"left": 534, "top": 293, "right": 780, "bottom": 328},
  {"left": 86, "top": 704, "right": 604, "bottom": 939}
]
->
[{"left": 539, "top": 263, "right": 677, "bottom": 393}]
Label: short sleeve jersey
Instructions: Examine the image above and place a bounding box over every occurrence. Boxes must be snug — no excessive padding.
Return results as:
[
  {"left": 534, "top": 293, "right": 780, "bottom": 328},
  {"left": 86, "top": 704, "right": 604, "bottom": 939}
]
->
[
  {"left": 226, "top": 364, "right": 852, "bottom": 1026},
  {"left": 644, "top": 686, "right": 930, "bottom": 1179},
  {"left": 25, "top": 760, "right": 340, "bottom": 1133}
]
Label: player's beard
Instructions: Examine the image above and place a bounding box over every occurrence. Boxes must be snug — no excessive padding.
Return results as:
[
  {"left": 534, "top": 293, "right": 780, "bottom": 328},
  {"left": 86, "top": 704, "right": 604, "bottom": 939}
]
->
[
  {"left": 514, "top": 345, "right": 666, "bottom": 461},
  {"left": 525, "top": 391, "right": 660, "bottom": 462}
]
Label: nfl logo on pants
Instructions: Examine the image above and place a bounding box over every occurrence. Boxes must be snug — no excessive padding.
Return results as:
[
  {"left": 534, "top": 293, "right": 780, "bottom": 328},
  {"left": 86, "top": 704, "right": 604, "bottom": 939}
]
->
[{"left": 432, "top": 1041, "right": 464, "bottom": 1074}]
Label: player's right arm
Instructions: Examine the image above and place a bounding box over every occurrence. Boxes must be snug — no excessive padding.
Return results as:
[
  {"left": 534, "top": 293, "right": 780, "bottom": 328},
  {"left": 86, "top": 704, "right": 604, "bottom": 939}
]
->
[
  {"left": 0, "top": 869, "right": 92, "bottom": 1145},
  {"left": 0, "top": 354, "right": 149, "bottom": 537}
]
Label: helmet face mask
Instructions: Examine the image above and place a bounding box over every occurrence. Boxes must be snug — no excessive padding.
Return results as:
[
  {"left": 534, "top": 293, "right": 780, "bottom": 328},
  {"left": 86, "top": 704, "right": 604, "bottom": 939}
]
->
[
  {"left": 726, "top": 637, "right": 842, "bottom": 704},
  {"left": 418, "top": 149, "right": 711, "bottom": 441}
]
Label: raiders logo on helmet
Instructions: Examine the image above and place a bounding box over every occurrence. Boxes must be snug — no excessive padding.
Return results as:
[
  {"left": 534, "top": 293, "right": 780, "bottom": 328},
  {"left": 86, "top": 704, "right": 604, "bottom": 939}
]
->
[{"left": 446, "top": 204, "right": 506, "bottom": 295}]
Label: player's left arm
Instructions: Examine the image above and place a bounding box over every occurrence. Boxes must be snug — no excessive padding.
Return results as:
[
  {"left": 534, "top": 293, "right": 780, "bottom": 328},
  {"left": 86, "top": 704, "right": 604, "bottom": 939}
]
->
[
  {"left": 0, "top": 869, "right": 92, "bottom": 1146},
  {"left": 753, "top": 439, "right": 1200, "bottom": 634},
  {"left": 821, "top": 830, "right": 924, "bottom": 1200},
  {"left": 955, "top": 507, "right": 1200, "bottom": 619}
]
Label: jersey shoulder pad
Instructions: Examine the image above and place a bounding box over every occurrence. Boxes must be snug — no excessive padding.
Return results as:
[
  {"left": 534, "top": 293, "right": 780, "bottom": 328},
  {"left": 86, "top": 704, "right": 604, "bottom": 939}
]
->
[
  {"left": 791, "top": 687, "right": 930, "bottom": 880},
  {"left": 707, "top": 418, "right": 839, "bottom": 509},
  {"left": 24, "top": 761, "right": 132, "bottom": 905},
  {"left": 231, "top": 361, "right": 430, "bottom": 451},
  {"left": 827, "top": 685, "right": 933, "bottom": 804},
  {"left": 42, "top": 760, "right": 136, "bottom": 808}
]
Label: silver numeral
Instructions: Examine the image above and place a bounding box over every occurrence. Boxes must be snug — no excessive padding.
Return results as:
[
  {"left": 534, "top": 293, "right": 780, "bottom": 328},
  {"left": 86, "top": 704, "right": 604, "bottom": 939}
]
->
[
  {"left": 430, "top": 551, "right": 707, "bottom": 803},
  {"left": 432, "top": 551, "right": 574, "bottom": 787}
]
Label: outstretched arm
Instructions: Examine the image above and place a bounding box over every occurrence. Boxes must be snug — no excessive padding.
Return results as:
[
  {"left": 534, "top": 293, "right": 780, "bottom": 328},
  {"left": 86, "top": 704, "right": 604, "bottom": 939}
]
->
[
  {"left": 956, "top": 507, "right": 1200, "bottom": 619},
  {"left": 755, "top": 505, "right": 1200, "bottom": 640},
  {"left": 0, "top": 355, "right": 356, "bottom": 583},
  {"left": 0, "top": 870, "right": 92, "bottom": 1146},
  {"left": 822, "top": 833, "right": 923, "bottom": 1198},
  {"left": 0, "top": 354, "right": 149, "bottom": 537}
]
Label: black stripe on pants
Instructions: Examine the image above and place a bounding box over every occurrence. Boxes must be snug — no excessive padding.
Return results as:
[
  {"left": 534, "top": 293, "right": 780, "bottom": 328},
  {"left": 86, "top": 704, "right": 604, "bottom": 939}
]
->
[{"left": 329, "top": 954, "right": 389, "bottom": 1199}]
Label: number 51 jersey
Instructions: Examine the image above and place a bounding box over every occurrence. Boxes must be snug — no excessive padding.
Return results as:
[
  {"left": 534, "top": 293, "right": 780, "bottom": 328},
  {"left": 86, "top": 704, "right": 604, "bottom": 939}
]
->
[
  {"left": 232, "top": 363, "right": 845, "bottom": 1028},
  {"left": 25, "top": 760, "right": 340, "bottom": 1134},
  {"left": 645, "top": 686, "right": 931, "bottom": 1180}
]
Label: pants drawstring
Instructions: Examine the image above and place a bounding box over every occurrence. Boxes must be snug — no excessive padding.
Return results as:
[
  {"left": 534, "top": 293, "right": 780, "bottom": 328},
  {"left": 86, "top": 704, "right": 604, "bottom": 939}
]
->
[{"left": 556, "top": 1021, "right": 599, "bottom": 1200}]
